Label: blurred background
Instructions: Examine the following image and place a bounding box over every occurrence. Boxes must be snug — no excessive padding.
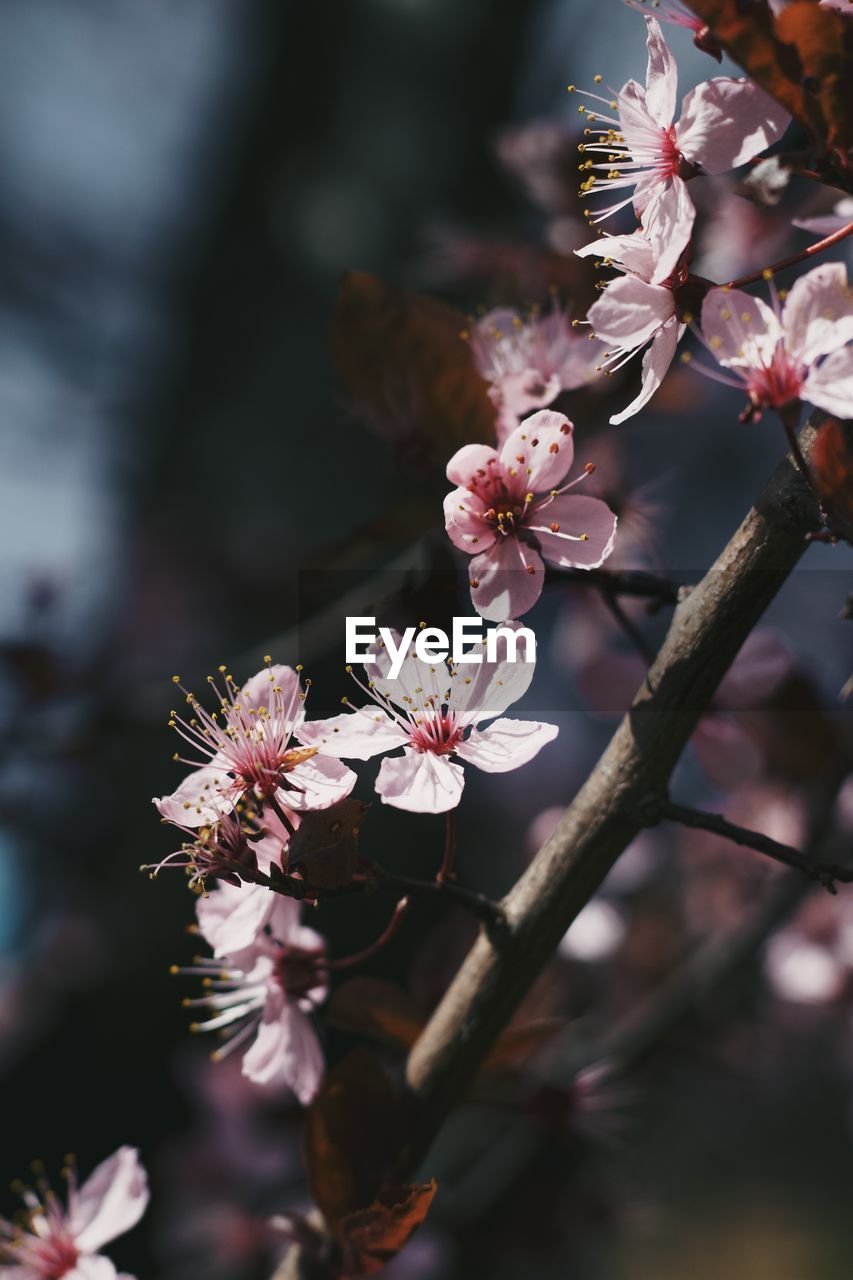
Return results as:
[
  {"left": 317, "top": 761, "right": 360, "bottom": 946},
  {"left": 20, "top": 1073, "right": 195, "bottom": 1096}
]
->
[{"left": 0, "top": 1, "right": 851, "bottom": 1277}]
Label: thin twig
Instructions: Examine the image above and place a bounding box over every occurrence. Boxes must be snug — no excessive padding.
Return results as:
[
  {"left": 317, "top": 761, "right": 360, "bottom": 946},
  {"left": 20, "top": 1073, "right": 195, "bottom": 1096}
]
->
[
  {"left": 725, "top": 221, "right": 853, "bottom": 290},
  {"left": 437, "top": 811, "right": 456, "bottom": 883},
  {"left": 561, "top": 566, "right": 685, "bottom": 607},
  {"left": 599, "top": 584, "right": 657, "bottom": 664},
  {"left": 656, "top": 799, "right": 853, "bottom": 891}
]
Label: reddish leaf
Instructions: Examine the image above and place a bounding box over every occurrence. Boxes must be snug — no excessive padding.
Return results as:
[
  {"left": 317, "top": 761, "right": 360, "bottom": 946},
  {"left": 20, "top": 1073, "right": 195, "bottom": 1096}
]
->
[
  {"left": 327, "top": 978, "right": 425, "bottom": 1051},
  {"left": 685, "top": 0, "right": 853, "bottom": 178},
  {"left": 286, "top": 799, "right": 368, "bottom": 890},
  {"left": 304, "top": 1049, "right": 409, "bottom": 1235},
  {"left": 338, "top": 1181, "right": 438, "bottom": 1277},
  {"left": 331, "top": 272, "right": 497, "bottom": 470},
  {"left": 811, "top": 415, "right": 853, "bottom": 541}
]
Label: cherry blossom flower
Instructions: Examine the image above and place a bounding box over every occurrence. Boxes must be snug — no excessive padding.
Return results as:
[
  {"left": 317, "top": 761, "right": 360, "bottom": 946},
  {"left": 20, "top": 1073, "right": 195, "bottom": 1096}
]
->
[
  {"left": 818, "top": 0, "right": 853, "bottom": 14},
  {"left": 299, "top": 624, "right": 558, "bottom": 814},
  {"left": 468, "top": 303, "right": 604, "bottom": 442},
  {"left": 573, "top": 17, "right": 789, "bottom": 282},
  {"left": 793, "top": 196, "right": 853, "bottom": 238},
  {"left": 0, "top": 1147, "right": 149, "bottom": 1280},
  {"left": 438, "top": 409, "right": 617, "bottom": 620},
  {"left": 153, "top": 662, "right": 355, "bottom": 828},
  {"left": 693, "top": 263, "right": 853, "bottom": 420},
  {"left": 575, "top": 230, "right": 684, "bottom": 422},
  {"left": 143, "top": 809, "right": 292, "bottom": 890},
  {"left": 177, "top": 883, "right": 327, "bottom": 1104}
]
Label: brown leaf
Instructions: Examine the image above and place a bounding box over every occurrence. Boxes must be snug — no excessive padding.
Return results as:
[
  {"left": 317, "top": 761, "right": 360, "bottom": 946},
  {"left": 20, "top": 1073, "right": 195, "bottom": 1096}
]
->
[
  {"left": 327, "top": 978, "right": 425, "bottom": 1051},
  {"left": 303, "top": 1049, "right": 409, "bottom": 1234},
  {"left": 685, "top": 0, "right": 853, "bottom": 178},
  {"left": 286, "top": 799, "right": 368, "bottom": 890},
  {"left": 331, "top": 272, "right": 497, "bottom": 471},
  {"left": 811, "top": 415, "right": 853, "bottom": 541},
  {"left": 338, "top": 1181, "right": 438, "bottom": 1277}
]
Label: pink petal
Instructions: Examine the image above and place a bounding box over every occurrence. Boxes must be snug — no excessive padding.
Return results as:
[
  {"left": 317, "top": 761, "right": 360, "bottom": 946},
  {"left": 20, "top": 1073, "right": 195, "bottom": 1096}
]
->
[
  {"left": 532, "top": 495, "right": 618, "bottom": 570},
  {"left": 281, "top": 753, "right": 356, "bottom": 812},
  {"left": 446, "top": 442, "right": 500, "bottom": 486},
  {"left": 375, "top": 747, "right": 465, "bottom": 813},
  {"left": 455, "top": 717, "right": 559, "bottom": 772},
  {"left": 196, "top": 881, "right": 284, "bottom": 957},
  {"left": 617, "top": 79, "right": 666, "bottom": 167},
  {"left": 299, "top": 708, "right": 408, "bottom": 760},
  {"left": 66, "top": 1260, "right": 120, "bottom": 1280},
  {"left": 610, "top": 315, "right": 683, "bottom": 424},
  {"left": 575, "top": 231, "right": 656, "bottom": 281},
  {"left": 152, "top": 763, "right": 234, "bottom": 827},
  {"left": 239, "top": 664, "right": 304, "bottom": 729},
  {"left": 588, "top": 274, "right": 675, "bottom": 350},
  {"left": 691, "top": 715, "right": 762, "bottom": 790},
  {"left": 677, "top": 78, "right": 789, "bottom": 173},
  {"left": 443, "top": 484, "right": 495, "bottom": 553},
  {"left": 446, "top": 620, "right": 537, "bottom": 725},
  {"left": 69, "top": 1148, "right": 149, "bottom": 1254},
  {"left": 782, "top": 262, "right": 853, "bottom": 364},
  {"left": 643, "top": 17, "right": 678, "bottom": 128},
  {"left": 639, "top": 178, "right": 695, "bottom": 284},
  {"left": 242, "top": 997, "right": 325, "bottom": 1104},
  {"left": 803, "top": 344, "right": 853, "bottom": 416},
  {"left": 499, "top": 409, "right": 575, "bottom": 492},
  {"left": 469, "top": 537, "right": 545, "bottom": 622},
  {"left": 700, "top": 287, "right": 780, "bottom": 368}
]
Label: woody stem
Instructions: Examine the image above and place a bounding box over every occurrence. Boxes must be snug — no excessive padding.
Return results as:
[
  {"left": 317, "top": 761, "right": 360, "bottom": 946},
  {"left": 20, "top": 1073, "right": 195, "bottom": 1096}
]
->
[
  {"left": 724, "top": 221, "right": 853, "bottom": 290},
  {"left": 437, "top": 811, "right": 456, "bottom": 883},
  {"left": 327, "top": 897, "right": 411, "bottom": 971}
]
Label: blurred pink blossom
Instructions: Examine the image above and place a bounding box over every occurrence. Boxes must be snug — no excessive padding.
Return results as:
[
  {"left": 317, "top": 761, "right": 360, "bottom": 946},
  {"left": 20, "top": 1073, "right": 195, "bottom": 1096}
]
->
[
  {"left": 0, "top": 1146, "right": 148, "bottom": 1280},
  {"left": 468, "top": 304, "right": 603, "bottom": 443},
  {"left": 793, "top": 196, "right": 853, "bottom": 237}
]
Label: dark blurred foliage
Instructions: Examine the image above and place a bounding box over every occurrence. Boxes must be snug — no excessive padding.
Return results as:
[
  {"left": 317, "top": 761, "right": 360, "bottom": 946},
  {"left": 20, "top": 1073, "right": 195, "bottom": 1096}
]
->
[{"left": 0, "top": 1, "right": 852, "bottom": 1278}]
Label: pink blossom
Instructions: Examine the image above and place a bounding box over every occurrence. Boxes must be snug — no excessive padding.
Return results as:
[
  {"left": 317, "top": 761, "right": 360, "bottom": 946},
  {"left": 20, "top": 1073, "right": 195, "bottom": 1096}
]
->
[
  {"left": 143, "top": 808, "right": 293, "bottom": 890},
  {"left": 818, "top": 0, "right": 853, "bottom": 14},
  {"left": 622, "top": 0, "right": 722, "bottom": 59},
  {"left": 793, "top": 196, "right": 853, "bottom": 238},
  {"left": 0, "top": 1147, "right": 149, "bottom": 1280},
  {"left": 440, "top": 409, "right": 617, "bottom": 620},
  {"left": 694, "top": 263, "right": 853, "bottom": 420},
  {"left": 179, "top": 883, "right": 328, "bottom": 1104},
  {"left": 575, "top": 231, "right": 684, "bottom": 422},
  {"left": 574, "top": 17, "right": 789, "bottom": 282},
  {"left": 299, "top": 624, "right": 558, "bottom": 814},
  {"left": 153, "top": 663, "right": 355, "bottom": 828},
  {"left": 468, "top": 303, "right": 604, "bottom": 442}
]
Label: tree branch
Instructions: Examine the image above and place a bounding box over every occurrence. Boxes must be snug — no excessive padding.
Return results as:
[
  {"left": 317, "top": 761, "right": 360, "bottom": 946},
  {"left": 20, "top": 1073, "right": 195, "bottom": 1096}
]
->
[
  {"left": 656, "top": 799, "right": 853, "bottom": 891},
  {"left": 401, "top": 420, "right": 822, "bottom": 1168}
]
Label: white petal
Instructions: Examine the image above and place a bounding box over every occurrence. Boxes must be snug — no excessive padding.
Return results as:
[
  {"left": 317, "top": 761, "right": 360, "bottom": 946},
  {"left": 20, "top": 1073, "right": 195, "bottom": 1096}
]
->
[
  {"left": 455, "top": 718, "right": 559, "bottom": 772},
  {"left": 802, "top": 344, "right": 853, "bottom": 416},
  {"left": 280, "top": 754, "right": 356, "bottom": 812},
  {"left": 610, "top": 316, "right": 683, "bottom": 424},
  {"left": 375, "top": 748, "right": 464, "bottom": 813},
  {"left": 242, "top": 999, "right": 325, "bottom": 1104},
  {"left": 639, "top": 179, "right": 695, "bottom": 285},
  {"left": 299, "top": 709, "right": 408, "bottom": 760},
  {"left": 588, "top": 274, "right": 675, "bottom": 350},
  {"left": 446, "top": 620, "right": 537, "bottom": 725},
  {"left": 643, "top": 17, "right": 678, "bottom": 127},
  {"left": 700, "top": 287, "right": 780, "bottom": 369},
  {"left": 70, "top": 1148, "right": 149, "bottom": 1254},
  {"left": 153, "top": 763, "right": 234, "bottom": 827},
  {"left": 469, "top": 538, "right": 545, "bottom": 623},
  {"left": 196, "top": 881, "right": 282, "bottom": 957},
  {"left": 782, "top": 262, "right": 853, "bottom": 364},
  {"left": 677, "top": 78, "right": 789, "bottom": 172}
]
